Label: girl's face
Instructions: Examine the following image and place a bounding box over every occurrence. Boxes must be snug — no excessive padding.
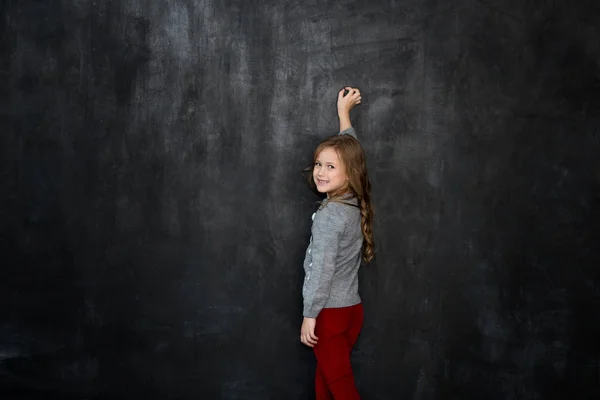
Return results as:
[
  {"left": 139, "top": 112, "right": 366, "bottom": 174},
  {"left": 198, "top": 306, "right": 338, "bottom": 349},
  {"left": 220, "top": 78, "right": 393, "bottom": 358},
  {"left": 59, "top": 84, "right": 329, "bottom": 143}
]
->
[{"left": 313, "top": 147, "right": 348, "bottom": 197}]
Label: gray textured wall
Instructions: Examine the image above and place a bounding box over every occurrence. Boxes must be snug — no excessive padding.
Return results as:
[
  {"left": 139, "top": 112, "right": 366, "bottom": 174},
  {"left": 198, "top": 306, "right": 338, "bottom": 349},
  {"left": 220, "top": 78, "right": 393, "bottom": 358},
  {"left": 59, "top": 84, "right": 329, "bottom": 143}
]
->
[{"left": 1, "top": 0, "right": 599, "bottom": 399}]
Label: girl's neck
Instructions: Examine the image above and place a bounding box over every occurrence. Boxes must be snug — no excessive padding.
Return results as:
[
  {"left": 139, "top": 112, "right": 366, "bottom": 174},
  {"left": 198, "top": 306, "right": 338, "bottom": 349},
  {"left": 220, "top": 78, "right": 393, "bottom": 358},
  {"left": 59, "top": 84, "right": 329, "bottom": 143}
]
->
[{"left": 327, "top": 191, "right": 353, "bottom": 200}]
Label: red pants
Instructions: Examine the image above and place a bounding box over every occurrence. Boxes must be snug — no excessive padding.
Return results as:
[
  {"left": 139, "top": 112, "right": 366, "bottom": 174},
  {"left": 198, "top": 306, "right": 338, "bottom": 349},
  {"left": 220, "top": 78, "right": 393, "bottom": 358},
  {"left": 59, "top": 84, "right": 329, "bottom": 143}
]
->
[{"left": 313, "top": 303, "right": 364, "bottom": 400}]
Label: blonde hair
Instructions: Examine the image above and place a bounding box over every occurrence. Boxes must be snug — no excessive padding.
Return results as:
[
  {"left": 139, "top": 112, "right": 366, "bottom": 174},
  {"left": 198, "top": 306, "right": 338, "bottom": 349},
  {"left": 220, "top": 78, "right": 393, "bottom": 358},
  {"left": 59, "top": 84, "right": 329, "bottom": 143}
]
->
[{"left": 305, "top": 134, "right": 375, "bottom": 263}]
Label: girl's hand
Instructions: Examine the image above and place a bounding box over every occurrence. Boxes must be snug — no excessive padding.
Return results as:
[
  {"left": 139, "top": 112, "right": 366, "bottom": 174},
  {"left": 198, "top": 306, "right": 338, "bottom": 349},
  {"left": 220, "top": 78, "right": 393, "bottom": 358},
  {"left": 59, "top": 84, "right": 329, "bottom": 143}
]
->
[
  {"left": 300, "top": 317, "right": 318, "bottom": 347},
  {"left": 337, "top": 86, "right": 362, "bottom": 116}
]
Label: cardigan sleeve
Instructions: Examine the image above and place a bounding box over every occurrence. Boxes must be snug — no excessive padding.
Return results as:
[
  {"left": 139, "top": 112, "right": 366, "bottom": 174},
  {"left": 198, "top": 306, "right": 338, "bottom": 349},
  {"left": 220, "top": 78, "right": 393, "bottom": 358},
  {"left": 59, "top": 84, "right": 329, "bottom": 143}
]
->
[{"left": 339, "top": 127, "right": 358, "bottom": 140}]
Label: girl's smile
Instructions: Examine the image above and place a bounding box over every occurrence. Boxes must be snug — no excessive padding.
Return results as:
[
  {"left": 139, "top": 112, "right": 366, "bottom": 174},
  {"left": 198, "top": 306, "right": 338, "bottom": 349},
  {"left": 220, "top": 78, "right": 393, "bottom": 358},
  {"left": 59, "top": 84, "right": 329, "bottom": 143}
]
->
[{"left": 313, "top": 147, "right": 348, "bottom": 195}]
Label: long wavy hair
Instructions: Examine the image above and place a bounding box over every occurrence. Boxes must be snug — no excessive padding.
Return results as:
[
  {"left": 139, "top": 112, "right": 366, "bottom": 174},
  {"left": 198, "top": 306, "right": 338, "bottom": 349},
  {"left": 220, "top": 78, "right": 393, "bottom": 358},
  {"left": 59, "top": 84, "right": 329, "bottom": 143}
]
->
[{"left": 304, "top": 134, "right": 375, "bottom": 264}]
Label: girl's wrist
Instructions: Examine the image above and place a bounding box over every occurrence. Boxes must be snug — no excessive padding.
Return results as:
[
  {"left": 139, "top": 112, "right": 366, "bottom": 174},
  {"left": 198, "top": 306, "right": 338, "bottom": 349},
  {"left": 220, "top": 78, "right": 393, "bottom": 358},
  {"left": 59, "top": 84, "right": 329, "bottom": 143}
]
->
[{"left": 338, "top": 109, "right": 350, "bottom": 118}]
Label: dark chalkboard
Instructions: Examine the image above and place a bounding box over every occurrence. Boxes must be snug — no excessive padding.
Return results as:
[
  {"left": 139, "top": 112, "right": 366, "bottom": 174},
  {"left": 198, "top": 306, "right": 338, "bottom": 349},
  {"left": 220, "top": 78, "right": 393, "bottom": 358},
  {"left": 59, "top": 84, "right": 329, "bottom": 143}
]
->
[{"left": 1, "top": 0, "right": 599, "bottom": 399}]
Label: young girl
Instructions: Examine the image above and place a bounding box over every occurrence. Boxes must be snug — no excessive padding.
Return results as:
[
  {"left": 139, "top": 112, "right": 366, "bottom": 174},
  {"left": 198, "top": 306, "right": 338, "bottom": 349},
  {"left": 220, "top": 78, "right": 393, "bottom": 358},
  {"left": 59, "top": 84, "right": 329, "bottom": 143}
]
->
[{"left": 300, "top": 87, "right": 375, "bottom": 399}]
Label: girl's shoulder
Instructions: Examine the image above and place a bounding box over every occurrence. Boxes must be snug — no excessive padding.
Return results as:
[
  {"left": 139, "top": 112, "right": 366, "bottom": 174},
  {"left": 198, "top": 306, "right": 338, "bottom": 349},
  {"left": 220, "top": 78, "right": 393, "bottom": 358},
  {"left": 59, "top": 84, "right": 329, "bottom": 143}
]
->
[
  {"left": 316, "top": 197, "right": 359, "bottom": 218},
  {"left": 312, "top": 197, "right": 360, "bottom": 234}
]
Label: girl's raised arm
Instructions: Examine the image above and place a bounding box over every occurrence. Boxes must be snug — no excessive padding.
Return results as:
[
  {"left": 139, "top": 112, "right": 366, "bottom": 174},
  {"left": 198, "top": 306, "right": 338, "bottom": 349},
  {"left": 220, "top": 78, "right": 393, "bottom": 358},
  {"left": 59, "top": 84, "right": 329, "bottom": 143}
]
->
[{"left": 337, "top": 87, "right": 362, "bottom": 137}]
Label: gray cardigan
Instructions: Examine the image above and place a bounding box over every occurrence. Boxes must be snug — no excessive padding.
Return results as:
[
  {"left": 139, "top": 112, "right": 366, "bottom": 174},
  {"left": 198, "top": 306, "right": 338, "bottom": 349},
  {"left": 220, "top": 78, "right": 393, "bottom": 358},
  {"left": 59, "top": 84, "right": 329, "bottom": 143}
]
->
[{"left": 302, "top": 127, "right": 364, "bottom": 318}]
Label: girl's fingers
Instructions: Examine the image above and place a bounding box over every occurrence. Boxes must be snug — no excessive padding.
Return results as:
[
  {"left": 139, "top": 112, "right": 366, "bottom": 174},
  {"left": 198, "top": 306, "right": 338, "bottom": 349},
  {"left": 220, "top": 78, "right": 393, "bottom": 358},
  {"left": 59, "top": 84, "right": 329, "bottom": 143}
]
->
[
  {"left": 302, "top": 336, "right": 314, "bottom": 347},
  {"left": 339, "top": 86, "right": 361, "bottom": 103}
]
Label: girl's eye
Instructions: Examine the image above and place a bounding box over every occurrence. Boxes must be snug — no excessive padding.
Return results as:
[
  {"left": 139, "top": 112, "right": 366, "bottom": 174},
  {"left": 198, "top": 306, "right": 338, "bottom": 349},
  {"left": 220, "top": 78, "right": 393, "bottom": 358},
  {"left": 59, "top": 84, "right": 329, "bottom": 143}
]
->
[{"left": 328, "top": 165, "right": 335, "bottom": 169}]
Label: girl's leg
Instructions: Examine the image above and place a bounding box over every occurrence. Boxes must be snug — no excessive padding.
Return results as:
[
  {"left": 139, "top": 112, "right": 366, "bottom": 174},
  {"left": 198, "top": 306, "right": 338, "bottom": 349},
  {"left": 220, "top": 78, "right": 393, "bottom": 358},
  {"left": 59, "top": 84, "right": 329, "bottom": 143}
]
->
[
  {"left": 346, "top": 303, "right": 364, "bottom": 351},
  {"left": 315, "top": 362, "right": 333, "bottom": 400},
  {"left": 314, "top": 306, "right": 361, "bottom": 400}
]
